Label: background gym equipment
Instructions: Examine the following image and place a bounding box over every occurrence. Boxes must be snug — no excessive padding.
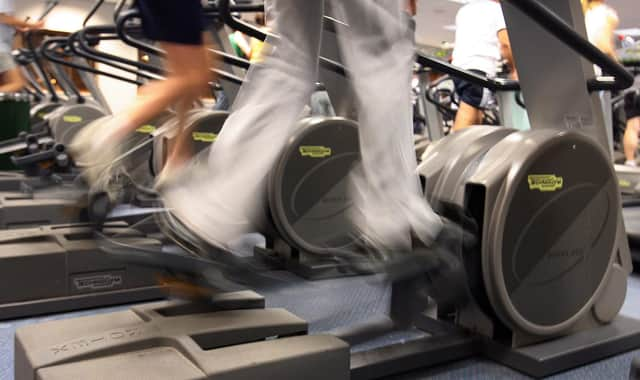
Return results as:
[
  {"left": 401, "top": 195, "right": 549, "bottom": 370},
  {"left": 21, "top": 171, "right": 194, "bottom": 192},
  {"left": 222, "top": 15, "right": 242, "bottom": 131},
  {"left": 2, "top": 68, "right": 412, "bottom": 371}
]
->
[
  {"left": 13, "top": 1, "right": 640, "bottom": 379},
  {"left": 0, "top": 93, "right": 31, "bottom": 170},
  {"left": 418, "top": 0, "right": 638, "bottom": 375},
  {"left": 0, "top": 2, "right": 182, "bottom": 318},
  {"left": 0, "top": 0, "right": 253, "bottom": 319},
  {"left": 0, "top": 32, "right": 143, "bottom": 229},
  {"left": 0, "top": 223, "right": 166, "bottom": 320}
]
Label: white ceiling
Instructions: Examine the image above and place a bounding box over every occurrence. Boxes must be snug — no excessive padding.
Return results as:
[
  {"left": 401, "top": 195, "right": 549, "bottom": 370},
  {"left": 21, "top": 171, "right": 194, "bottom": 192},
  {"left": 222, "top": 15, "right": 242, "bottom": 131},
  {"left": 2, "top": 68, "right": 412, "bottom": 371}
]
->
[
  {"left": 415, "top": 0, "right": 462, "bottom": 47},
  {"left": 415, "top": 0, "right": 640, "bottom": 47}
]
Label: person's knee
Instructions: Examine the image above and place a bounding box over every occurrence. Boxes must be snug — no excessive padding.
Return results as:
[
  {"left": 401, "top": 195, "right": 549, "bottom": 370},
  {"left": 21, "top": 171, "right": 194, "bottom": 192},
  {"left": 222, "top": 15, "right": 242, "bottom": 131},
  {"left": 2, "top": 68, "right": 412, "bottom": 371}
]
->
[
  {"left": 457, "top": 102, "right": 480, "bottom": 121},
  {"left": 181, "top": 67, "right": 211, "bottom": 98},
  {"left": 162, "top": 45, "right": 211, "bottom": 98},
  {"left": 459, "top": 103, "right": 475, "bottom": 117},
  {"left": 0, "top": 68, "right": 25, "bottom": 90},
  {"left": 630, "top": 117, "right": 640, "bottom": 134}
]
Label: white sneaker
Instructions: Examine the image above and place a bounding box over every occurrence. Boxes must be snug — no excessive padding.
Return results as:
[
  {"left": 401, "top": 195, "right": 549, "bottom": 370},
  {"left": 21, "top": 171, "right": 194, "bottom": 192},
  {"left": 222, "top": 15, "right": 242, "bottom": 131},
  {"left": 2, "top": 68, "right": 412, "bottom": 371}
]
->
[
  {"left": 162, "top": 179, "right": 253, "bottom": 253},
  {"left": 625, "top": 160, "right": 638, "bottom": 167},
  {"left": 68, "top": 116, "right": 122, "bottom": 190}
]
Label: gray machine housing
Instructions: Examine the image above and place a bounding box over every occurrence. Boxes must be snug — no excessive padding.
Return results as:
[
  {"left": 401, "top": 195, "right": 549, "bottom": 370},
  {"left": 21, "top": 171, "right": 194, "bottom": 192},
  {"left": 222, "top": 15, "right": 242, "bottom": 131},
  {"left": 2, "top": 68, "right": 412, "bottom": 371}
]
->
[
  {"left": 0, "top": 223, "right": 166, "bottom": 320},
  {"left": 419, "top": 126, "right": 630, "bottom": 347},
  {"left": 414, "top": 0, "right": 640, "bottom": 374},
  {"left": 13, "top": 1, "right": 640, "bottom": 379},
  {"left": 15, "top": 291, "right": 350, "bottom": 380}
]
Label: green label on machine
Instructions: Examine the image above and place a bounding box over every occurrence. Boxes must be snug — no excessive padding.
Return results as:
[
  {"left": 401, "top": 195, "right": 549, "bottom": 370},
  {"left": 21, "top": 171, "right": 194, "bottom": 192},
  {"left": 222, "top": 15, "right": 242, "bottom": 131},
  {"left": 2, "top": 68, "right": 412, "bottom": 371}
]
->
[
  {"left": 528, "top": 174, "right": 563, "bottom": 192},
  {"left": 619, "top": 179, "right": 632, "bottom": 188},
  {"left": 63, "top": 115, "right": 83, "bottom": 123},
  {"left": 37, "top": 112, "right": 47, "bottom": 119},
  {"left": 192, "top": 132, "right": 218, "bottom": 143},
  {"left": 299, "top": 146, "right": 332, "bottom": 158},
  {"left": 136, "top": 125, "right": 156, "bottom": 134}
]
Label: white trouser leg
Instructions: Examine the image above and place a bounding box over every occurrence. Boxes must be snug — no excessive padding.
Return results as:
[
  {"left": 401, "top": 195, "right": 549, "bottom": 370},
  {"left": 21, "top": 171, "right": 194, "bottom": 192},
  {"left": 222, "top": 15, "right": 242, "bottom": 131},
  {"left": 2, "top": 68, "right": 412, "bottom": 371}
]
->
[
  {"left": 332, "top": 0, "right": 442, "bottom": 249},
  {"left": 165, "top": 0, "right": 325, "bottom": 245}
]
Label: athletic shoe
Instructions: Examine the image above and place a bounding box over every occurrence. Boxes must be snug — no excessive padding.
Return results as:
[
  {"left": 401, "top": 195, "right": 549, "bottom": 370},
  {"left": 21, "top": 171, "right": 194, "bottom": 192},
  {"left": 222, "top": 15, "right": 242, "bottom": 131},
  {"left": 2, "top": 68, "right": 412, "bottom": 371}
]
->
[
  {"left": 161, "top": 177, "right": 254, "bottom": 253},
  {"left": 153, "top": 207, "right": 213, "bottom": 258},
  {"left": 153, "top": 165, "right": 178, "bottom": 192},
  {"left": 68, "top": 116, "right": 122, "bottom": 192},
  {"left": 153, "top": 205, "right": 283, "bottom": 290},
  {"left": 352, "top": 201, "right": 476, "bottom": 308}
]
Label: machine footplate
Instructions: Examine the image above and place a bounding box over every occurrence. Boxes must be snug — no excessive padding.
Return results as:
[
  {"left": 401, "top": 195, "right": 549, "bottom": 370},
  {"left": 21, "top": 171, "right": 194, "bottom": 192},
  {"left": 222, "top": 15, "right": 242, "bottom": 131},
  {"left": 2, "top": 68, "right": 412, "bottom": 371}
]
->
[{"left": 15, "top": 295, "right": 350, "bottom": 380}]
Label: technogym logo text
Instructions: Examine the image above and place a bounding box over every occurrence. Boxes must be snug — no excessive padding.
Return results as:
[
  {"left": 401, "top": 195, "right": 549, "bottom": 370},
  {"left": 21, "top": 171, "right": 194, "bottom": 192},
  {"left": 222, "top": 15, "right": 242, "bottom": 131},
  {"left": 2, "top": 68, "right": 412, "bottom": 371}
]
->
[
  {"left": 63, "top": 115, "right": 83, "bottom": 123},
  {"left": 528, "top": 174, "right": 563, "bottom": 192},
  {"left": 73, "top": 274, "right": 123, "bottom": 291},
  {"left": 136, "top": 124, "right": 156, "bottom": 134},
  {"left": 299, "top": 146, "right": 332, "bottom": 158},
  {"left": 192, "top": 132, "right": 218, "bottom": 143}
]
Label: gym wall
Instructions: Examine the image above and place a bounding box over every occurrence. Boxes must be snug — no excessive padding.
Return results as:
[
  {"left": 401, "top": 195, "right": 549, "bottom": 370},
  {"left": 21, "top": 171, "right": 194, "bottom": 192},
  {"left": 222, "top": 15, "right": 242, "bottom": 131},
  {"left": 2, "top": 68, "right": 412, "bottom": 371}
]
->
[{"left": 15, "top": 0, "right": 138, "bottom": 113}]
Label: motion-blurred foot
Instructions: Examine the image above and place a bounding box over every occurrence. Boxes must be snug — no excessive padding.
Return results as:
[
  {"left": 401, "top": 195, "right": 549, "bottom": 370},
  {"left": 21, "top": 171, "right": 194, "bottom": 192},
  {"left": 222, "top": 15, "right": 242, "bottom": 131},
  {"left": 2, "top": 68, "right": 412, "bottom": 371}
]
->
[
  {"left": 161, "top": 179, "right": 253, "bottom": 253},
  {"left": 352, "top": 201, "right": 477, "bottom": 311},
  {"left": 68, "top": 116, "right": 123, "bottom": 192}
]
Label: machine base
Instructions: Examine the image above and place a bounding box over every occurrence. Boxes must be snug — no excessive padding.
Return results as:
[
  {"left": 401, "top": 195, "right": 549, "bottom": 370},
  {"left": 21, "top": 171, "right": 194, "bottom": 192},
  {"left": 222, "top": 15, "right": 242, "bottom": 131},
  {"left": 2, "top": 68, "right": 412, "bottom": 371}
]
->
[
  {"left": 0, "top": 223, "right": 166, "bottom": 320},
  {"left": 15, "top": 291, "right": 351, "bottom": 380},
  {"left": 254, "top": 245, "right": 370, "bottom": 280},
  {"left": 350, "top": 314, "right": 476, "bottom": 380},
  {"left": 13, "top": 290, "right": 640, "bottom": 379},
  {"left": 481, "top": 315, "right": 640, "bottom": 378},
  {"left": 0, "top": 286, "right": 165, "bottom": 321},
  {"left": 0, "top": 191, "right": 84, "bottom": 229},
  {"left": 623, "top": 206, "right": 640, "bottom": 266}
]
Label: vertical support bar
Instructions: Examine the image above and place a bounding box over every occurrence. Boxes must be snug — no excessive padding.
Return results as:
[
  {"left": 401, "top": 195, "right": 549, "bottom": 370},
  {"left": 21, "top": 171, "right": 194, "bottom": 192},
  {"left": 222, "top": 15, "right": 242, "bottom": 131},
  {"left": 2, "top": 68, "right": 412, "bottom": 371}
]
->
[{"left": 501, "top": 0, "right": 610, "bottom": 152}]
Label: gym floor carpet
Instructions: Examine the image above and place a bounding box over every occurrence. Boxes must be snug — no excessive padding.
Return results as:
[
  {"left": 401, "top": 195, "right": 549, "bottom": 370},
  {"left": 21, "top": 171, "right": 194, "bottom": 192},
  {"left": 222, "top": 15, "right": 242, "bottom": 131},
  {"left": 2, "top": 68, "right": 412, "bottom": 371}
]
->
[{"left": 1, "top": 259, "right": 639, "bottom": 379}]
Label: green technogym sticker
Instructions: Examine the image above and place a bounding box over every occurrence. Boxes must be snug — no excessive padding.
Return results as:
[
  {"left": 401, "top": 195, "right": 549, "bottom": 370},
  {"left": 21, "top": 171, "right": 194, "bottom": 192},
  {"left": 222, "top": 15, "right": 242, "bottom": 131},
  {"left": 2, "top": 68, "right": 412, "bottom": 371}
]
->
[
  {"left": 299, "top": 145, "right": 332, "bottom": 158},
  {"left": 528, "top": 174, "right": 563, "bottom": 192},
  {"left": 63, "top": 115, "right": 83, "bottom": 123},
  {"left": 136, "top": 125, "right": 156, "bottom": 134},
  {"left": 619, "top": 179, "right": 632, "bottom": 188},
  {"left": 192, "top": 132, "right": 218, "bottom": 143}
]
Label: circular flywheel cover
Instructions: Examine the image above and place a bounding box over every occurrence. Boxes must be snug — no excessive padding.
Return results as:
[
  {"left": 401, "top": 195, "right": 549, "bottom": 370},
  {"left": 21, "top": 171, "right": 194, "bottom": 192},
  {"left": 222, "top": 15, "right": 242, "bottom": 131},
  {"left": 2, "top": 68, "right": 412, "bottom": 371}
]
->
[
  {"left": 486, "top": 132, "right": 618, "bottom": 335},
  {"left": 269, "top": 117, "right": 360, "bottom": 252}
]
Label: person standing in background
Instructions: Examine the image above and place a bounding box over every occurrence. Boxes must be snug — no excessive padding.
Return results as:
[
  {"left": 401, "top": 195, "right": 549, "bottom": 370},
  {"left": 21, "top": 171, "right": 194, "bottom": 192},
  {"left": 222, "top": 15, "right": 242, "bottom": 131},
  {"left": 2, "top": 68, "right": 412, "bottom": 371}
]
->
[
  {"left": 583, "top": 0, "right": 619, "bottom": 60},
  {"left": 624, "top": 89, "right": 640, "bottom": 166},
  {"left": 0, "top": 0, "right": 44, "bottom": 93},
  {"left": 582, "top": 0, "right": 640, "bottom": 167},
  {"left": 450, "top": 0, "right": 514, "bottom": 132}
]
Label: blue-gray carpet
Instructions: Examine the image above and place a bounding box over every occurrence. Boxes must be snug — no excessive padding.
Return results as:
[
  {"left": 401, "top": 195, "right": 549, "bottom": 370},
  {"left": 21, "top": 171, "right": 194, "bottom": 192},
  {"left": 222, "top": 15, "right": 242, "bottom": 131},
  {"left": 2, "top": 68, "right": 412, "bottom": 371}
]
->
[{"left": 2, "top": 268, "right": 640, "bottom": 379}]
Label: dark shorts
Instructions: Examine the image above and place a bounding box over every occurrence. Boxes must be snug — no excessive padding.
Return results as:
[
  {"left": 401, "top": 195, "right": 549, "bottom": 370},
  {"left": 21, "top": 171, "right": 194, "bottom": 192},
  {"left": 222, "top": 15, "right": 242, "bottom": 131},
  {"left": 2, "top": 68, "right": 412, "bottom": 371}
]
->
[
  {"left": 626, "top": 90, "right": 640, "bottom": 120},
  {"left": 453, "top": 70, "right": 494, "bottom": 109},
  {"left": 136, "top": 0, "right": 205, "bottom": 45}
]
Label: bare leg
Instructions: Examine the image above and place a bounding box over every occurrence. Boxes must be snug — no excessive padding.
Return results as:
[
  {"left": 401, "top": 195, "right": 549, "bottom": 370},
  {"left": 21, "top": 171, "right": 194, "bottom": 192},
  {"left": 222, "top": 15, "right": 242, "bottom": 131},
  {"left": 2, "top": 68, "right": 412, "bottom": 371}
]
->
[
  {"left": 452, "top": 101, "right": 482, "bottom": 132},
  {"left": 70, "top": 37, "right": 213, "bottom": 188},
  {"left": 624, "top": 117, "right": 640, "bottom": 164},
  {"left": 0, "top": 68, "right": 26, "bottom": 93},
  {"left": 106, "top": 41, "right": 211, "bottom": 144},
  {"left": 164, "top": 98, "right": 194, "bottom": 172}
]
